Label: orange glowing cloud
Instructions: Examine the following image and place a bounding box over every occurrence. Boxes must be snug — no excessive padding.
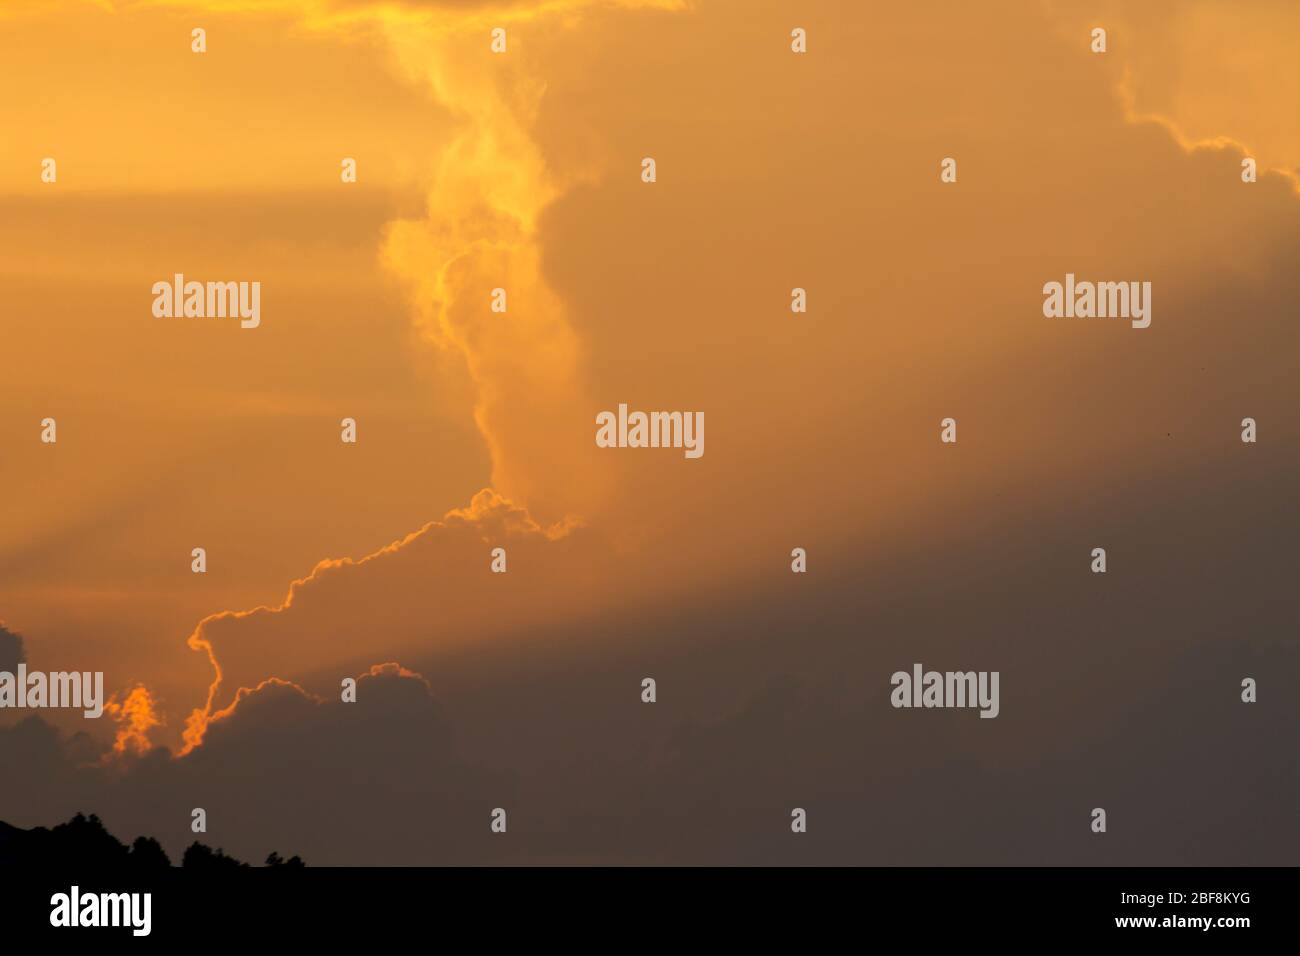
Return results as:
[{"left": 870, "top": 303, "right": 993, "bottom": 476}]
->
[{"left": 103, "top": 685, "right": 164, "bottom": 757}]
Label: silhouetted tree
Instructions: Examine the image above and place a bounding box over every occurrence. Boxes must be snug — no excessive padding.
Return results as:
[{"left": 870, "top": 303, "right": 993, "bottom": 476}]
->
[
  {"left": 129, "top": 835, "right": 171, "bottom": 867},
  {"left": 0, "top": 813, "right": 304, "bottom": 867},
  {"left": 182, "top": 842, "right": 248, "bottom": 868},
  {"left": 49, "top": 813, "right": 129, "bottom": 866}
]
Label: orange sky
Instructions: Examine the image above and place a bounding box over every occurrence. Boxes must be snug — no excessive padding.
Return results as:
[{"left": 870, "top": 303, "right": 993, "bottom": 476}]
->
[{"left": 1, "top": 0, "right": 1297, "bottom": 796}]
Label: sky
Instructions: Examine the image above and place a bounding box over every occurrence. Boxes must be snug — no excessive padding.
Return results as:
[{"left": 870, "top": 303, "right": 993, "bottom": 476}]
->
[{"left": 0, "top": 0, "right": 1296, "bottom": 865}]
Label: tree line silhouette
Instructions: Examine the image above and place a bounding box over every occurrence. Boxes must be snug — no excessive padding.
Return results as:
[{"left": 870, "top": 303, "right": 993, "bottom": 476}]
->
[{"left": 0, "top": 813, "right": 304, "bottom": 867}]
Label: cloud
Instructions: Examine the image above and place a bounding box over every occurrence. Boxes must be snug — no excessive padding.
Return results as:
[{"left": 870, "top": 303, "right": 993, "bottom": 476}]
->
[
  {"left": 180, "top": 489, "right": 595, "bottom": 752},
  {"left": 117, "top": 0, "right": 691, "bottom": 521},
  {"left": 0, "top": 661, "right": 491, "bottom": 865},
  {"left": 0, "top": 625, "right": 25, "bottom": 673},
  {"left": 1047, "top": 0, "right": 1300, "bottom": 177},
  {"left": 103, "top": 686, "right": 164, "bottom": 757},
  {"left": 5, "top": 519, "right": 1297, "bottom": 867}
]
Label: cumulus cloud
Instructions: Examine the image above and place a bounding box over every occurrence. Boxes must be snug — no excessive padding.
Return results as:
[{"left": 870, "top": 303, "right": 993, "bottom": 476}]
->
[
  {"left": 0, "top": 662, "right": 490, "bottom": 865},
  {"left": 180, "top": 489, "right": 599, "bottom": 752},
  {"left": 1047, "top": 0, "right": 1300, "bottom": 177},
  {"left": 0, "top": 624, "right": 25, "bottom": 673},
  {"left": 4, "top": 528, "right": 1297, "bottom": 867}
]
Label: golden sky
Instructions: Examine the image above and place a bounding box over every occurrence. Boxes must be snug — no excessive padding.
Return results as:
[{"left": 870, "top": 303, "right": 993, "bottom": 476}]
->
[{"left": 1, "top": 0, "right": 1297, "bottom": 864}]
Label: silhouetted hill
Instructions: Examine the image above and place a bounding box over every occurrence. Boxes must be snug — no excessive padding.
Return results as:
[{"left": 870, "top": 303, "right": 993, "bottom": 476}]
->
[{"left": 0, "top": 813, "right": 304, "bottom": 867}]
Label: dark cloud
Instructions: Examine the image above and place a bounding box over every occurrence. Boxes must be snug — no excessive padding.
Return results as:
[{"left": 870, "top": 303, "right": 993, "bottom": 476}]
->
[
  {"left": 0, "top": 663, "right": 497, "bottom": 865},
  {"left": 0, "top": 624, "right": 24, "bottom": 672},
  {"left": 3, "top": 475, "right": 1296, "bottom": 866}
]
